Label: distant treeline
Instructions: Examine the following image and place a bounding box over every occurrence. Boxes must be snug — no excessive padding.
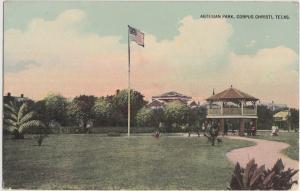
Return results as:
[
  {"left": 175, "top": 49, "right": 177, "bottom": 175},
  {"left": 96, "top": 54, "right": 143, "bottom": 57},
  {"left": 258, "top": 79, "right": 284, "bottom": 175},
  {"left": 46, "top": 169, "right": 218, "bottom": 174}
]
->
[
  {"left": 3, "top": 89, "right": 299, "bottom": 134},
  {"left": 3, "top": 89, "right": 206, "bottom": 133}
]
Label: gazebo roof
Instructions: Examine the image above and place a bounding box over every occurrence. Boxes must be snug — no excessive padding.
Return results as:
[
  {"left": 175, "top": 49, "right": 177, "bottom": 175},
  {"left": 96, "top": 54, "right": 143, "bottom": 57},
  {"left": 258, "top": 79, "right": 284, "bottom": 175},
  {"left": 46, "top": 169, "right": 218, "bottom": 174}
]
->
[{"left": 206, "top": 86, "right": 259, "bottom": 101}]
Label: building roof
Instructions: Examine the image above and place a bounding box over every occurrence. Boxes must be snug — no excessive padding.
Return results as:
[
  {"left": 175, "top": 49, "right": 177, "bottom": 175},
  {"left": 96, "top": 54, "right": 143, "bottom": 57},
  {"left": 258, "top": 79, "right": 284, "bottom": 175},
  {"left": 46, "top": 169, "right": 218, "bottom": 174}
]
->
[
  {"left": 189, "top": 101, "right": 198, "bottom": 107},
  {"left": 273, "top": 110, "right": 290, "bottom": 121},
  {"left": 152, "top": 91, "right": 192, "bottom": 100},
  {"left": 4, "top": 93, "right": 31, "bottom": 103},
  {"left": 206, "top": 86, "right": 258, "bottom": 101},
  {"left": 147, "top": 99, "right": 164, "bottom": 107}
]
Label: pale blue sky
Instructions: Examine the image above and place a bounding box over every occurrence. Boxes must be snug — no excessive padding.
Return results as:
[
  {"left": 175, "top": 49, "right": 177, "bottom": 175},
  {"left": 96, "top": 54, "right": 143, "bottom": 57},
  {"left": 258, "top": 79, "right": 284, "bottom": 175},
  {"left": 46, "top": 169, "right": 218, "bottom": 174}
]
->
[{"left": 4, "top": 1, "right": 299, "bottom": 54}]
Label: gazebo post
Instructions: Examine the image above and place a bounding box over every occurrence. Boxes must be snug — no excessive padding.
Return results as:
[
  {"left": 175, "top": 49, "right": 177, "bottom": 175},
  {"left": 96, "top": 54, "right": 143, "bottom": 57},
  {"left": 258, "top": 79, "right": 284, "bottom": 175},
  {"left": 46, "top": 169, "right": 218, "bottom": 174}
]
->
[
  {"left": 239, "top": 118, "right": 245, "bottom": 136},
  {"left": 221, "top": 101, "right": 223, "bottom": 115},
  {"left": 241, "top": 101, "right": 244, "bottom": 115},
  {"left": 220, "top": 118, "right": 225, "bottom": 135}
]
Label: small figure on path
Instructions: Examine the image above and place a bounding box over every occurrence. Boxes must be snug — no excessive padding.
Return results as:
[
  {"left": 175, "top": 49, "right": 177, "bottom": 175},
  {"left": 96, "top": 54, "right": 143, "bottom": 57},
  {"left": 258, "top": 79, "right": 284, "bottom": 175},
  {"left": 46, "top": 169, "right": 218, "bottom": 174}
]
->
[
  {"left": 251, "top": 124, "right": 256, "bottom": 136},
  {"left": 271, "top": 124, "right": 279, "bottom": 136},
  {"left": 153, "top": 131, "right": 160, "bottom": 138}
]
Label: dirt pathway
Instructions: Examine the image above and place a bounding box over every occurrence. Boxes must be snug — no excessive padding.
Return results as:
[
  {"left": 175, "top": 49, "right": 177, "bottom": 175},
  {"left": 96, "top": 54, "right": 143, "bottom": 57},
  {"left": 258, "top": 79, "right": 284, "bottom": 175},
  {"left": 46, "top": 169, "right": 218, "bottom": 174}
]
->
[{"left": 226, "top": 136, "right": 299, "bottom": 189}]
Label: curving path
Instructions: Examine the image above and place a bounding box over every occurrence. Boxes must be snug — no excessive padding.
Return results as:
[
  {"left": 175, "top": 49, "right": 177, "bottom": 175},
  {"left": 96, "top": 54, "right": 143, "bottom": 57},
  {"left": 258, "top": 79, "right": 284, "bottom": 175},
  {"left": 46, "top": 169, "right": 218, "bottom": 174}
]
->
[{"left": 226, "top": 136, "right": 299, "bottom": 187}]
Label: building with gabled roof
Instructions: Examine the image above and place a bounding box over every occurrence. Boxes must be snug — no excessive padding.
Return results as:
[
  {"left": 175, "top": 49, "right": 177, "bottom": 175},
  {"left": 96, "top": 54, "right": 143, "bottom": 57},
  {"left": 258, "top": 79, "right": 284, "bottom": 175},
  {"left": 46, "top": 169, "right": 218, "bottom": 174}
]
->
[
  {"left": 146, "top": 99, "right": 164, "bottom": 109},
  {"left": 3, "top": 92, "right": 31, "bottom": 104},
  {"left": 152, "top": 91, "right": 192, "bottom": 103},
  {"left": 146, "top": 91, "right": 195, "bottom": 109},
  {"left": 189, "top": 101, "right": 198, "bottom": 108}
]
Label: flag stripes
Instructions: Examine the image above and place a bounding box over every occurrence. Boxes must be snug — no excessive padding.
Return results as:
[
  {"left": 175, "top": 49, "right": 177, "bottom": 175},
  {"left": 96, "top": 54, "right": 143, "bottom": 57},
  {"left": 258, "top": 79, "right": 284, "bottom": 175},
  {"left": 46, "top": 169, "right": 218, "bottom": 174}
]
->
[{"left": 128, "top": 25, "right": 144, "bottom": 47}]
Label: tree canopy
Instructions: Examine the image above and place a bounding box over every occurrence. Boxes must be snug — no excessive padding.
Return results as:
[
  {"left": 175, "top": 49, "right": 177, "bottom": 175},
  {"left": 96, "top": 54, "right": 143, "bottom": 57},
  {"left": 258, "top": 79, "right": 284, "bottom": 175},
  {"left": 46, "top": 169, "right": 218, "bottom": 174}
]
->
[{"left": 67, "top": 95, "right": 96, "bottom": 129}]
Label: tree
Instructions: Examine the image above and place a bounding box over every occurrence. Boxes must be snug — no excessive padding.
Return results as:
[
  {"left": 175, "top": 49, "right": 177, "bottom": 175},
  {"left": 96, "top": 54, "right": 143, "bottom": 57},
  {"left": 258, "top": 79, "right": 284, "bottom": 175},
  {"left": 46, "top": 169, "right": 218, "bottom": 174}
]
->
[
  {"left": 67, "top": 95, "right": 96, "bottom": 131},
  {"left": 111, "top": 89, "right": 147, "bottom": 126},
  {"left": 257, "top": 105, "right": 273, "bottom": 129},
  {"left": 152, "top": 108, "right": 165, "bottom": 128},
  {"left": 32, "top": 100, "right": 47, "bottom": 124},
  {"left": 110, "top": 110, "right": 127, "bottom": 126},
  {"left": 136, "top": 107, "right": 165, "bottom": 133},
  {"left": 4, "top": 101, "right": 45, "bottom": 139},
  {"left": 290, "top": 108, "right": 299, "bottom": 131},
  {"left": 93, "top": 98, "right": 113, "bottom": 126},
  {"left": 188, "top": 106, "right": 207, "bottom": 131},
  {"left": 136, "top": 107, "right": 154, "bottom": 127},
  {"left": 163, "top": 101, "right": 190, "bottom": 132},
  {"left": 42, "top": 93, "right": 68, "bottom": 126}
]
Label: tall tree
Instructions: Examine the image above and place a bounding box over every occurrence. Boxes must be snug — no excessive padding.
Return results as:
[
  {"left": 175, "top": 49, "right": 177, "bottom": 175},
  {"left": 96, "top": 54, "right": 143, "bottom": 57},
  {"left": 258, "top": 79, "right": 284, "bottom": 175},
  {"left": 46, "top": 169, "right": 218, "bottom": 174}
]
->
[
  {"left": 189, "top": 106, "right": 207, "bottom": 126},
  {"left": 32, "top": 100, "right": 47, "bottom": 124},
  {"left": 136, "top": 107, "right": 154, "bottom": 127},
  {"left": 290, "top": 108, "right": 299, "bottom": 131},
  {"left": 111, "top": 89, "right": 147, "bottom": 126},
  {"left": 93, "top": 97, "right": 113, "bottom": 126},
  {"left": 67, "top": 95, "right": 96, "bottom": 131},
  {"left": 257, "top": 105, "right": 273, "bottom": 129},
  {"left": 187, "top": 106, "right": 207, "bottom": 134},
  {"left": 164, "top": 101, "right": 190, "bottom": 132},
  {"left": 152, "top": 108, "right": 165, "bottom": 128},
  {"left": 136, "top": 107, "right": 164, "bottom": 128},
  {"left": 41, "top": 93, "right": 69, "bottom": 126}
]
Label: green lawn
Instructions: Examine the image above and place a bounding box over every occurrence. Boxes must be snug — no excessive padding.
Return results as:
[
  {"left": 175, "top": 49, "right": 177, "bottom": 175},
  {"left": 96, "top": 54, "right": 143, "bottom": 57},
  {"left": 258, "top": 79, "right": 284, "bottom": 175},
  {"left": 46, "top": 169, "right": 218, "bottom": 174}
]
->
[
  {"left": 3, "top": 134, "right": 254, "bottom": 190},
  {"left": 254, "top": 132, "right": 299, "bottom": 161}
]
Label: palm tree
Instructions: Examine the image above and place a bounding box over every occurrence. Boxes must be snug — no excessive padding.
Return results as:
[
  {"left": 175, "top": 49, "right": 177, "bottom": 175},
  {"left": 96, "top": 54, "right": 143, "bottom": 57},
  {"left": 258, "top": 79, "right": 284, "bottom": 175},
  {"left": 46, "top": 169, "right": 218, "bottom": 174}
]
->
[{"left": 4, "top": 101, "right": 44, "bottom": 139}]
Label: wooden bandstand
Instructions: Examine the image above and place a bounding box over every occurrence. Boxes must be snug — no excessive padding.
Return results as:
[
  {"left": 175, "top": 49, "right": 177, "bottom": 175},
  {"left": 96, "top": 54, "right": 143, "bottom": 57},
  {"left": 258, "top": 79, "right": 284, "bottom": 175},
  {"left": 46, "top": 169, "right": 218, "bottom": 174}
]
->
[{"left": 206, "top": 86, "right": 259, "bottom": 136}]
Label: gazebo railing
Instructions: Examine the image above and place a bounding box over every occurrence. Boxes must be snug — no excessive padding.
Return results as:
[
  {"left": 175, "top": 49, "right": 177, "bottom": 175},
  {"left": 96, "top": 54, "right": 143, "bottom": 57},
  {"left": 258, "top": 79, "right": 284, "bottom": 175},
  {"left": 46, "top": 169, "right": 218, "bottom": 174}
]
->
[
  {"left": 243, "top": 108, "right": 256, "bottom": 115},
  {"left": 207, "top": 107, "right": 256, "bottom": 116},
  {"left": 223, "top": 108, "right": 242, "bottom": 115},
  {"left": 207, "top": 108, "right": 222, "bottom": 115}
]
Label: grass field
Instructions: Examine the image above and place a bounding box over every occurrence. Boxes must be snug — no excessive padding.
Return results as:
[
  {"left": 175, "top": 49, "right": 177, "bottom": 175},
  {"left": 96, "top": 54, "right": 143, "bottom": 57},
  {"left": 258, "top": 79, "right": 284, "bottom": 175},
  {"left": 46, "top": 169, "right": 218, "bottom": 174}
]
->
[
  {"left": 255, "top": 132, "right": 299, "bottom": 161},
  {"left": 3, "top": 134, "right": 254, "bottom": 190}
]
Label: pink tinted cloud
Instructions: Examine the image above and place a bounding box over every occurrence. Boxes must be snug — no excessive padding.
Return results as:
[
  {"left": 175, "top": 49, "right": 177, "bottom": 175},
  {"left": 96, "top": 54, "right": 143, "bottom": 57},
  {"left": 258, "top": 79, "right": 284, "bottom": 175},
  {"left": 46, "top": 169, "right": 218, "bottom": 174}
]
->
[{"left": 4, "top": 10, "right": 299, "bottom": 108}]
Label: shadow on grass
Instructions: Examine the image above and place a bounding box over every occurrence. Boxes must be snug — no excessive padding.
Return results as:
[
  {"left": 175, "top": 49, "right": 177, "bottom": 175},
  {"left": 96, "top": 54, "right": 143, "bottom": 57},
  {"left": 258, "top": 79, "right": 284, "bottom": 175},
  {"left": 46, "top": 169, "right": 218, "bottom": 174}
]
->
[{"left": 31, "top": 144, "right": 50, "bottom": 147}]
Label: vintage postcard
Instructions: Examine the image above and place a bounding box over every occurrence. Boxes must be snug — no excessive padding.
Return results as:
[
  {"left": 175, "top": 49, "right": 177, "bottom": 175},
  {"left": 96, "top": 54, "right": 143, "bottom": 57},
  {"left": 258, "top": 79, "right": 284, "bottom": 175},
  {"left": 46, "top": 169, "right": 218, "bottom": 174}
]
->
[{"left": 2, "top": 1, "right": 299, "bottom": 190}]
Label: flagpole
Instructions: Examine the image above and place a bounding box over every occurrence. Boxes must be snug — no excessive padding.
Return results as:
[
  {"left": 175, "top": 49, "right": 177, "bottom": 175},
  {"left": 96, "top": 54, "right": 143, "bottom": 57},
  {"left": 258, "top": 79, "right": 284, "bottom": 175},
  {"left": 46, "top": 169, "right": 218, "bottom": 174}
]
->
[{"left": 127, "top": 26, "right": 131, "bottom": 137}]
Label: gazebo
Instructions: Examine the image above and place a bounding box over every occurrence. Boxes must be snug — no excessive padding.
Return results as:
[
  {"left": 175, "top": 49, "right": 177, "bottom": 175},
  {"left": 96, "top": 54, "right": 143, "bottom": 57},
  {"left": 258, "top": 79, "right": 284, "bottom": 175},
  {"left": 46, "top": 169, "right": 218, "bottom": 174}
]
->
[{"left": 205, "top": 85, "right": 259, "bottom": 136}]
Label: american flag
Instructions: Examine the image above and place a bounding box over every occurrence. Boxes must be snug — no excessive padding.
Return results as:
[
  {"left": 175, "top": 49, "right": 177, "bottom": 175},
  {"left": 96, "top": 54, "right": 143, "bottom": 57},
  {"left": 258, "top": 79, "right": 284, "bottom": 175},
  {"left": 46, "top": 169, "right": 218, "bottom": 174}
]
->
[{"left": 128, "top": 25, "right": 144, "bottom": 47}]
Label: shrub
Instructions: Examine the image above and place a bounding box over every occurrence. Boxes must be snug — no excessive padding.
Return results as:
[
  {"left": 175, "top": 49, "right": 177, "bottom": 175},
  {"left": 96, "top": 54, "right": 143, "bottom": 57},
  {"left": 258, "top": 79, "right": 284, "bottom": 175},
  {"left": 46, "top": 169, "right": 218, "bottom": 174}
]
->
[
  {"left": 34, "top": 134, "right": 48, "bottom": 146},
  {"left": 203, "top": 122, "right": 220, "bottom": 146},
  {"left": 4, "top": 101, "right": 45, "bottom": 139},
  {"left": 229, "top": 158, "right": 298, "bottom": 190}
]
